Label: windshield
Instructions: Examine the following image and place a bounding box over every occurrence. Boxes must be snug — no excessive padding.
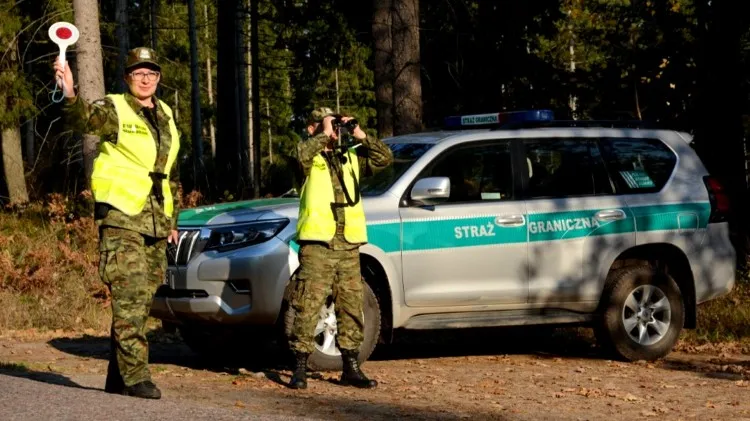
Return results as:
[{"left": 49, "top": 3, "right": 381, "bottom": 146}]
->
[{"left": 360, "top": 142, "right": 434, "bottom": 196}]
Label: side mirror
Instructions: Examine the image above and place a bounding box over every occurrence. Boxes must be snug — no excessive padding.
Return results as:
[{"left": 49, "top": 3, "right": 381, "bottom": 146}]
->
[{"left": 410, "top": 177, "right": 450, "bottom": 204}]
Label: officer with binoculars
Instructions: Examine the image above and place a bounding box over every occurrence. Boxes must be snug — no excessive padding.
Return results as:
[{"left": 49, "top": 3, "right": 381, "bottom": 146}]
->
[{"left": 287, "top": 107, "right": 393, "bottom": 390}]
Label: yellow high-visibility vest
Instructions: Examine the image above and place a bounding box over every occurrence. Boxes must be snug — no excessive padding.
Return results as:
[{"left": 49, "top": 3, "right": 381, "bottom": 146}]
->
[
  {"left": 297, "top": 149, "right": 367, "bottom": 243},
  {"left": 90, "top": 94, "right": 180, "bottom": 217}
]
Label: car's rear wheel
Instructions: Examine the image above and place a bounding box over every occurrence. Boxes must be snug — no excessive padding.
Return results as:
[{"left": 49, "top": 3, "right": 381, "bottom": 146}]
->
[
  {"left": 284, "top": 281, "right": 381, "bottom": 371},
  {"left": 596, "top": 265, "right": 685, "bottom": 361}
]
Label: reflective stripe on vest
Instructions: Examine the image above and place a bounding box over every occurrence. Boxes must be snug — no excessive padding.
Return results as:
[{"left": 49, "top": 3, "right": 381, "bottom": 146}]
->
[
  {"left": 296, "top": 150, "right": 367, "bottom": 243},
  {"left": 90, "top": 94, "right": 180, "bottom": 217}
]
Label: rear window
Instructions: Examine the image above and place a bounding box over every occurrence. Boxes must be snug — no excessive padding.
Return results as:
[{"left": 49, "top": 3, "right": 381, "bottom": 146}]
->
[{"left": 598, "top": 138, "right": 677, "bottom": 194}]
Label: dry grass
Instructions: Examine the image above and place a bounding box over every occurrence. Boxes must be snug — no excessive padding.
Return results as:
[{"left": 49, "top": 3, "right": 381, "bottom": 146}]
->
[
  {"left": 0, "top": 193, "right": 109, "bottom": 332},
  {"left": 681, "top": 272, "right": 750, "bottom": 346}
]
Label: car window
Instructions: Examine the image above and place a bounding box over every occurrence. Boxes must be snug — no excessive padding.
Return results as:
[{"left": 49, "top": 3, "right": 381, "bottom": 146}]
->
[
  {"left": 598, "top": 138, "right": 676, "bottom": 193},
  {"left": 361, "top": 143, "right": 434, "bottom": 196},
  {"left": 419, "top": 142, "right": 513, "bottom": 203},
  {"left": 524, "top": 139, "right": 613, "bottom": 198}
]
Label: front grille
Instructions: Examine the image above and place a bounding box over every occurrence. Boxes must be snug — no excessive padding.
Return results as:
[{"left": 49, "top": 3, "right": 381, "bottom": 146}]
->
[{"left": 172, "top": 229, "right": 206, "bottom": 266}]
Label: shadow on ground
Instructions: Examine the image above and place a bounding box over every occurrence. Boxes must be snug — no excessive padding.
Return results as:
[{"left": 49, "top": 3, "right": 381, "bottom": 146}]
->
[
  {"left": 658, "top": 354, "right": 750, "bottom": 381},
  {"left": 47, "top": 325, "right": 603, "bottom": 373},
  {"left": 371, "top": 325, "right": 602, "bottom": 362},
  {"left": 0, "top": 362, "right": 100, "bottom": 391}
]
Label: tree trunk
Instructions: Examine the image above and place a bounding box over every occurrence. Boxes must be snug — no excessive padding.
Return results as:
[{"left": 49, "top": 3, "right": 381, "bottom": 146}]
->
[
  {"left": 216, "top": 0, "right": 242, "bottom": 196},
  {"left": 115, "top": 0, "right": 130, "bottom": 93},
  {"left": 188, "top": 0, "right": 203, "bottom": 192},
  {"left": 2, "top": 127, "right": 29, "bottom": 204},
  {"left": 151, "top": 0, "right": 158, "bottom": 50},
  {"left": 235, "top": 4, "right": 249, "bottom": 195},
  {"left": 391, "top": 0, "right": 423, "bottom": 135},
  {"left": 205, "top": 4, "right": 216, "bottom": 159},
  {"left": 73, "top": 0, "right": 106, "bottom": 182},
  {"left": 373, "top": 0, "right": 394, "bottom": 138},
  {"left": 250, "top": 0, "right": 261, "bottom": 198}
]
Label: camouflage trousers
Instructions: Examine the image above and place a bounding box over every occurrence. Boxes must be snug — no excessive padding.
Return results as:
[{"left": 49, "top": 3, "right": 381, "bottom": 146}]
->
[
  {"left": 289, "top": 243, "right": 364, "bottom": 354},
  {"left": 99, "top": 226, "right": 167, "bottom": 387}
]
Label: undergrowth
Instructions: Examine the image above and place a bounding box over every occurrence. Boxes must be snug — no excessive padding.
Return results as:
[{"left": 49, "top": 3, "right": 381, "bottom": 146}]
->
[
  {"left": 682, "top": 272, "right": 750, "bottom": 345},
  {"left": 0, "top": 192, "right": 108, "bottom": 332}
]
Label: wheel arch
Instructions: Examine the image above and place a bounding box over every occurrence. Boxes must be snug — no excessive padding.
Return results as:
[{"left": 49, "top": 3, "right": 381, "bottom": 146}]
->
[{"left": 605, "top": 243, "right": 696, "bottom": 328}]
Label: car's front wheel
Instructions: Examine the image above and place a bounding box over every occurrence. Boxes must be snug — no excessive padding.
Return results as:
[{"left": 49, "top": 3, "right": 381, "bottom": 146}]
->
[
  {"left": 596, "top": 265, "right": 685, "bottom": 361},
  {"left": 284, "top": 281, "right": 381, "bottom": 371}
]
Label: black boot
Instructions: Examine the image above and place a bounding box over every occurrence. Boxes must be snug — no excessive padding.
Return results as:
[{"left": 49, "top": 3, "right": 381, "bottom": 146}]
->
[
  {"left": 289, "top": 352, "right": 309, "bottom": 389},
  {"left": 123, "top": 380, "right": 162, "bottom": 399},
  {"left": 340, "top": 349, "right": 377, "bottom": 389}
]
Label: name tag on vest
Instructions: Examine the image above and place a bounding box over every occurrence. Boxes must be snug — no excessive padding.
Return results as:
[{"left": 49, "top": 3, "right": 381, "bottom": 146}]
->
[{"left": 122, "top": 123, "right": 149, "bottom": 136}]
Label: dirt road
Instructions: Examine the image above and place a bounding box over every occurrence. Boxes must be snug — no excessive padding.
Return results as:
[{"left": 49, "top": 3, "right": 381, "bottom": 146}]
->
[{"left": 1, "top": 327, "right": 749, "bottom": 421}]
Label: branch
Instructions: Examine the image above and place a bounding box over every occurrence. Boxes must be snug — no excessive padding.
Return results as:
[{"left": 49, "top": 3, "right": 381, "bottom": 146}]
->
[
  {"left": 28, "top": 117, "right": 61, "bottom": 174},
  {"left": 1, "top": 8, "right": 72, "bottom": 66},
  {"left": 22, "top": 0, "right": 53, "bottom": 63}
]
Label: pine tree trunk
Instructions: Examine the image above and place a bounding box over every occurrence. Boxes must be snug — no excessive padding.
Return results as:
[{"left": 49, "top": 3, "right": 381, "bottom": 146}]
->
[
  {"left": 216, "top": 0, "right": 242, "bottom": 196},
  {"left": 373, "top": 0, "right": 394, "bottom": 138},
  {"left": 73, "top": 0, "right": 106, "bottom": 182},
  {"left": 250, "top": 0, "right": 261, "bottom": 198},
  {"left": 188, "top": 0, "right": 203, "bottom": 191},
  {"left": 392, "top": 0, "right": 423, "bottom": 135},
  {"left": 1, "top": 127, "right": 29, "bottom": 204},
  {"left": 205, "top": 4, "right": 216, "bottom": 159},
  {"left": 115, "top": 0, "right": 130, "bottom": 93}
]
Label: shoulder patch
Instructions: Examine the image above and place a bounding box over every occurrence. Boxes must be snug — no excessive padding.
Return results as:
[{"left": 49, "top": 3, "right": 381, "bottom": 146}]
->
[{"left": 94, "top": 100, "right": 107, "bottom": 106}]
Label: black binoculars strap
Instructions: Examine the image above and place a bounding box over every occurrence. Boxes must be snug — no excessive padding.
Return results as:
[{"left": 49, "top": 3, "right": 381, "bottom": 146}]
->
[
  {"left": 148, "top": 171, "right": 167, "bottom": 204},
  {"left": 325, "top": 151, "right": 361, "bottom": 208}
]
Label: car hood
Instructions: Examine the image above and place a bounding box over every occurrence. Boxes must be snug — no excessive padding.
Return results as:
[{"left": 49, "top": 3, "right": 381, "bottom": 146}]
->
[{"left": 178, "top": 197, "right": 300, "bottom": 227}]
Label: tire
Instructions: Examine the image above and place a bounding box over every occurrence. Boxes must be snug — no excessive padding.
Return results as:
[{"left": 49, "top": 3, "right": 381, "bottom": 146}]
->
[
  {"left": 596, "top": 265, "right": 685, "bottom": 361},
  {"left": 284, "top": 281, "right": 381, "bottom": 372}
]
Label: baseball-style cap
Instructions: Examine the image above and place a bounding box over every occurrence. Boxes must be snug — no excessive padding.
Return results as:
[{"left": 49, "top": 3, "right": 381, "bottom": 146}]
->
[
  {"left": 307, "top": 107, "right": 335, "bottom": 124},
  {"left": 125, "top": 47, "right": 161, "bottom": 71}
]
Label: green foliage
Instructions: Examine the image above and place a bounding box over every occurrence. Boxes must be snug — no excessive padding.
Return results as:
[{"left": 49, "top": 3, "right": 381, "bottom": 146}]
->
[
  {"left": 2, "top": 0, "right": 750, "bottom": 202},
  {"left": 534, "top": 0, "right": 700, "bottom": 122},
  {"left": 0, "top": 2, "right": 34, "bottom": 130}
]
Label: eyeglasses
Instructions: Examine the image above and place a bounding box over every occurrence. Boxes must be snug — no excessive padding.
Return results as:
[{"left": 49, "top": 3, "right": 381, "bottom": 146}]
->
[{"left": 129, "top": 71, "right": 160, "bottom": 82}]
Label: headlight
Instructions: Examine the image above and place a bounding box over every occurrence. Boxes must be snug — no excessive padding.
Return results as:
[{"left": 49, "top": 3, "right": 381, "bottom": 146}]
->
[{"left": 204, "top": 219, "right": 289, "bottom": 251}]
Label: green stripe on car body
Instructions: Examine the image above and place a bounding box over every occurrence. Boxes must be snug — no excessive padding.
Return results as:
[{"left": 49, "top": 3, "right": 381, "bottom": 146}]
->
[{"left": 285, "top": 202, "right": 710, "bottom": 254}]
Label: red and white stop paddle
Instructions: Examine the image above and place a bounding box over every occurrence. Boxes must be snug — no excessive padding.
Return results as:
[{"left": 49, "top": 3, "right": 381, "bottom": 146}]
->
[{"left": 48, "top": 22, "right": 79, "bottom": 102}]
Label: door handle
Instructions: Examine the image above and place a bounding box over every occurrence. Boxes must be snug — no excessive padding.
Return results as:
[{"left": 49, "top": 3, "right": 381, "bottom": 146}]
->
[
  {"left": 495, "top": 214, "right": 525, "bottom": 227},
  {"left": 595, "top": 209, "right": 626, "bottom": 222}
]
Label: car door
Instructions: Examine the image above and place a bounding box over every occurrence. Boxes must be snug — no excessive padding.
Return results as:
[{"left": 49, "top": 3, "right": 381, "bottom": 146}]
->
[
  {"left": 399, "top": 140, "right": 529, "bottom": 307},
  {"left": 523, "top": 138, "right": 636, "bottom": 304}
]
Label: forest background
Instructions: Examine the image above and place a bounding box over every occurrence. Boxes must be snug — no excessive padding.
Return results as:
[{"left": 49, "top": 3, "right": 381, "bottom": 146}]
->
[{"left": 0, "top": 0, "right": 748, "bottom": 342}]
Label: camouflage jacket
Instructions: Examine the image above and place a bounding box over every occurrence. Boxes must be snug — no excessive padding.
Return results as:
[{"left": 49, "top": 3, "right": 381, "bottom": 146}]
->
[
  {"left": 297, "top": 133, "right": 393, "bottom": 250},
  {"left": 63, "top": 92, "right": 181, "bottom": 239}
]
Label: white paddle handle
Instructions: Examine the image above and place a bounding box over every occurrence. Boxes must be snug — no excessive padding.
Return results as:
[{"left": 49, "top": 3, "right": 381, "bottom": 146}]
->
[{"left": 58, "top": 45, "right": 67, "bottom": 70}]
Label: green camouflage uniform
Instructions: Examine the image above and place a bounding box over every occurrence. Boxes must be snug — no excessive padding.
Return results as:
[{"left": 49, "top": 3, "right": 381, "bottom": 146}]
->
[
  {"left": 289, "top": 109, "right": 393, "bottom": 354},
  {"left": 63, "top": 52, "right": 180, "bottom": 387}
]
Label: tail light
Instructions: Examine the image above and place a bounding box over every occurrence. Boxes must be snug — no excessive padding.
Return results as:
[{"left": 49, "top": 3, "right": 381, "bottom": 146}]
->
[{"left": 703, "top": 176, "right": 730, "bottom": 223}]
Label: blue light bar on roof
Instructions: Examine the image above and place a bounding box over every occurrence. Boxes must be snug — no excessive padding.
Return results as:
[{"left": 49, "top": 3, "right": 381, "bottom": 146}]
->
[{"left": 444, "top": 109, "right": 555, "bottom": 129}]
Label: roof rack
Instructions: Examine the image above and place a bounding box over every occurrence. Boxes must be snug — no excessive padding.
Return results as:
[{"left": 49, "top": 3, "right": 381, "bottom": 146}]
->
[{"left": 494, "top": 120, "right": 664, "bottom": 130}]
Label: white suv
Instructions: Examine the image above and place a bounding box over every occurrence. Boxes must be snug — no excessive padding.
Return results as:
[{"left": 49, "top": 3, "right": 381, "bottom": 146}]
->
[{"left": 151, "top": 110, "right": 736, "bottom": 369}]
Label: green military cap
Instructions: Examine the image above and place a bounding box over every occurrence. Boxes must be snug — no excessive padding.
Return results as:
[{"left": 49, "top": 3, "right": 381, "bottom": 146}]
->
[
  {"left": 126, "top": 47, "right": 161, "bottom": 72},
  {"left": 307, "top": 107, "right": 335, "bottom": 124}
]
